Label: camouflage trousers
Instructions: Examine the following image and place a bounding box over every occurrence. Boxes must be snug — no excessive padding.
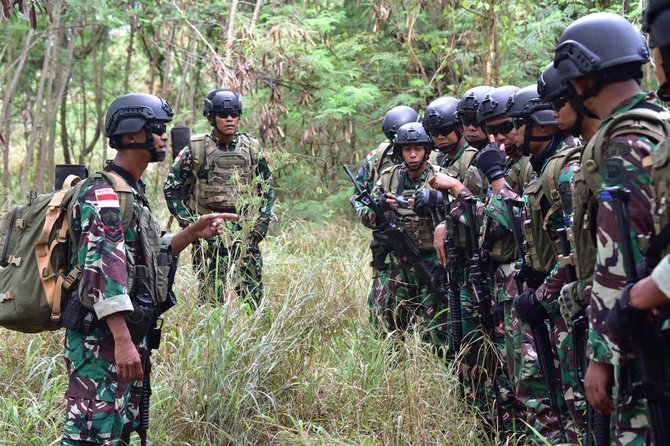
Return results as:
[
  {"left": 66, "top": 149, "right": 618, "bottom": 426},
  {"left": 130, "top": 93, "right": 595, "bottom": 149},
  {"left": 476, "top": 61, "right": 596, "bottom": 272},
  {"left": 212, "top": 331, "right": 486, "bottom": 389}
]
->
[
  {"left": 61, "top": 327, "right": 147, "bottom": 445},
  {"left": 494, "top": 262, "right": 569, "bottom": 442},
  {"left": 194, "top": 236, "right": 263, "bottom": 308},
  {"left": 370, "top": 251, "right": 449, "bottom": 349},
  {"left": 610, "top": 362, "right": 653, "bottom": 446},
  {"left": 456, "top": 263, "right": 518, "bottom": 433}
]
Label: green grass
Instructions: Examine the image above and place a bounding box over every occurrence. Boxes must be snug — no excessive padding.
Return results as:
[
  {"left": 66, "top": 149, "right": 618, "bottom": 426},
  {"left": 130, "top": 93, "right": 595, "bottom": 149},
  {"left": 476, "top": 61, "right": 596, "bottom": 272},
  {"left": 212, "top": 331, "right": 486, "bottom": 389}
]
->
[{"left": 0, "top": 217, "right": 494, "bottom": 445}]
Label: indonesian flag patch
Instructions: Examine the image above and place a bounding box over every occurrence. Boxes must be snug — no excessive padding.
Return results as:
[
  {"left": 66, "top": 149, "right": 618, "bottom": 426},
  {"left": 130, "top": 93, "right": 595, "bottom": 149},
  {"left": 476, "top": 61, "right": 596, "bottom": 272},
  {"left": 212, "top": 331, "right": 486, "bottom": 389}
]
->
[{"left": 95, "top": 188, "right": 120, "bottom": 208}]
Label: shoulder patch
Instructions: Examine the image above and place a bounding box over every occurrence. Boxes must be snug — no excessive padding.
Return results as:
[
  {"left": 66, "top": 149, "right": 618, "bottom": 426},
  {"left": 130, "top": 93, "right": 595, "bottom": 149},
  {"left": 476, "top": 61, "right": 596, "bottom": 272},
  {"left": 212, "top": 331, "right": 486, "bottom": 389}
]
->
[
  {"left": 94, "top": 188, "right": 119, "bottom": 209},
  {"left": 603, "top": 158, "right": 625, "bottom": 186}
]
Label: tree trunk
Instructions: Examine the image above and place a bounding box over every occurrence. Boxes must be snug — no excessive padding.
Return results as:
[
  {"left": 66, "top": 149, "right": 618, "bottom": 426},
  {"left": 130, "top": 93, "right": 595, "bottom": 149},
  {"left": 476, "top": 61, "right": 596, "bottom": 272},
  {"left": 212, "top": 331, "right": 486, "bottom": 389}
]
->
[
  {"left": 1, "top": 28, "right": 33, "bottom": 190},
  {"left": 486, "top": 0, "right": 499, "bottom": 86},
  {"left": 250, "top": 0, "right": 263, "bottom": 31},
  {"left": 124, "top": 15, "right": 137, "bottom": 92},
  {"left": 226, "top": 0, "right": 239, "bottom": 66}
]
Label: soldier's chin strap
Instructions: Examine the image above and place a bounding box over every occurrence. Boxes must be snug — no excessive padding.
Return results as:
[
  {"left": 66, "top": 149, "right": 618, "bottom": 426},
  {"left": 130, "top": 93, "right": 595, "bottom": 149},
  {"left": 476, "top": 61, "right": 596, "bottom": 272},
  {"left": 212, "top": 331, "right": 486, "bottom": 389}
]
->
[
  {"left": 529, "top": 134, "right": 560, "bottom": 172},
  {"left": 119, "top": 128, "right": 164, "bottom": 163},
  {"left": 520, "top": 120, "right": 554, "bottom": 156}
]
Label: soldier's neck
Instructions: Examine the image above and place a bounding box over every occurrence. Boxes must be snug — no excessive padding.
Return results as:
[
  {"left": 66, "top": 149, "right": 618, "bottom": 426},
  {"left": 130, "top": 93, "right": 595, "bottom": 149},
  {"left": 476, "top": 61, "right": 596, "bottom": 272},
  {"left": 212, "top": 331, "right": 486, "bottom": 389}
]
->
[{"left": 588, "top": 80, "right": 642, "bottom": 119}]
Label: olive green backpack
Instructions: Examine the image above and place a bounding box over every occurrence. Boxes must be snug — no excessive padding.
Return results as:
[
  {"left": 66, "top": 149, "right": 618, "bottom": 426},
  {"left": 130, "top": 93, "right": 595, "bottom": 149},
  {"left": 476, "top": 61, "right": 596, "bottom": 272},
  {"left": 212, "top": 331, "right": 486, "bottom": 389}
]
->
[{"left": 0, "top": 171, "right": 132, "bottom": 333}]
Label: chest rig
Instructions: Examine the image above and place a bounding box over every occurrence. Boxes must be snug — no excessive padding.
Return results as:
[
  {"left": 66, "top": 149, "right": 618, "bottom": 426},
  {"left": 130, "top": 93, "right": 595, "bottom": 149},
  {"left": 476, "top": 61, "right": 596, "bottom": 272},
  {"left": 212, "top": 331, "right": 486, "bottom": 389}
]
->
[
  {"left": 189, "top": 133, "right": 259, "bottom": 213},
  {"left": 380, "top": 164, "right": 439, "bottom": 251}
]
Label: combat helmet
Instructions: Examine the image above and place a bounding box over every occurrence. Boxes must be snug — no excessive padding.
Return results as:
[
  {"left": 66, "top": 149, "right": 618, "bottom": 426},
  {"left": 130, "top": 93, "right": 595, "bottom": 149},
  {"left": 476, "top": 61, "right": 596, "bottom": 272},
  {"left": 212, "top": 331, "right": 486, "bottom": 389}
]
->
[
  {"left": 104, "top": 93, "right": 174, "bottom": 162},
  {"left": 477, "top": 86, "right": 519, "bottom": 123},
  {"left": 381, "top": 105, "right": 419, "bottom": 141},
  {"left": 203, "top": 88, "right": 243, "bottom": 117},
  {"left": 392, "top": 122, "right": 433, "bottom": 165}
]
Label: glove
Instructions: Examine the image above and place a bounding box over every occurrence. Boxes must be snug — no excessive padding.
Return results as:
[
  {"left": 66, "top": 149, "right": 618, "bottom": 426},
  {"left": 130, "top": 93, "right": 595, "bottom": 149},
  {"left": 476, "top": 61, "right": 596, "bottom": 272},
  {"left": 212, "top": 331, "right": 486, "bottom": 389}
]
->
[
  {"left": 377, "top": 195, "right": 393, "bottom": 213},
  {"left": 559, "top": 282, "right": 587, "bottom": 327},
  {"left": 607, "top": 283, "right": 647, "bottom": 352},
  {"left": 475, "top": 143, "right": 506, "bottom": 182},
  {"left": 513, "top": 288, "right": 547, "bottom": 326},
  {"left": 414, "top": 188, "right": 444, "bottom": 217}
]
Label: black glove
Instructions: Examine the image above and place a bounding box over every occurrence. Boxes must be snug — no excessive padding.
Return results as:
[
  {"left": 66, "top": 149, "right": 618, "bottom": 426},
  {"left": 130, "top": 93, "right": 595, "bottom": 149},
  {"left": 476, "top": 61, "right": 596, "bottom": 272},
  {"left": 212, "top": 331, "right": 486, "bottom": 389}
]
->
[
  {"left": 607, "top": 283, "right": 647, "bottom": 352},
  {"left": 377, "top": 195, "right": 393, "bottom": 213},
  {"left": 513, "top": 288, "right": 547, "bottom": 326},
  {"left": 475, "top": 143, "right": 506, "bottom": 182},
  {"left": 414, "top": 188, "right": 444, "bottom": 217}
]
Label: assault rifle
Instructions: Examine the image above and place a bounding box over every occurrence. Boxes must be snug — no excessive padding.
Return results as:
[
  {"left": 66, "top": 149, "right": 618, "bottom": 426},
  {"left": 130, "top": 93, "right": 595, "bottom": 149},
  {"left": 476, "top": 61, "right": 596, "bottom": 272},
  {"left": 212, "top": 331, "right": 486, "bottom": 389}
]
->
[
  {"left": 558, "top": 219, "right": 610, "bottom": 446},
  {"left": 465, "top": 197, "right": 503, "bottom": 426},
  {"left": 601, "top": 187, "right": 670, "bottom": 446},
  {"left": 446, "top": 215, "right": 463, "bottom": 355},
  {"left": 344, "top": 165, "right": 448, "bottom": 295},
  {"left": 503, "top": 197, "right": 567, "bottom": 441}
]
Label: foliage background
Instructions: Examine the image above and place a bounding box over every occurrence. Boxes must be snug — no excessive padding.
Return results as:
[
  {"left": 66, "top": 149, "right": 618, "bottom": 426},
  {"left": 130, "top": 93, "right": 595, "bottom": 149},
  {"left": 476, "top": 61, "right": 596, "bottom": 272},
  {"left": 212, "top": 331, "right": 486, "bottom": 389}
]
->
[{"left": 0, "top": 0, "right": 657, "bottom": 444}]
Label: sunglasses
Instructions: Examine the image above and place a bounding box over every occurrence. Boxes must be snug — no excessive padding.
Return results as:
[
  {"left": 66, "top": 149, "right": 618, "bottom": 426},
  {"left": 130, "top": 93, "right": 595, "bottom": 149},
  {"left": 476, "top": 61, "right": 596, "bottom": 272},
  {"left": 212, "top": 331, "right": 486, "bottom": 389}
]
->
[
  {"left": 459, "top": 114, "right": 479, "bottom": 127},
  {"left": 484, "top": 120, "right": 515, "bottom": 136},
  {"left": 146, "top": 122, "right": 167, "bottom": 135},
  {"left": 551, "top": 95, "right": 569, "bottom": 111},
  {"left": 430, "top": 124, "right": 458, "bottom": 137},
  {"left": 216, "top": 111, "right": 240, "bottom": 119},
  {"left": 512, "top": 117, "right": 529, "bottom": 130}
]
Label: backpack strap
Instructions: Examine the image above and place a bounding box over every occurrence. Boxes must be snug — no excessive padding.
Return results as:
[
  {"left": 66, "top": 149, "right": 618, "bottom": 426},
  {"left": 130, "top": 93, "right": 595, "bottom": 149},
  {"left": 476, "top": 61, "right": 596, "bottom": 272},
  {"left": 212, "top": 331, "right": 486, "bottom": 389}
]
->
[
  {"left": 189, "top": 133, "right": 208, "bottom": 177},
  {"left": 541, "top": 146, "right": 582, "bottom": 232}
]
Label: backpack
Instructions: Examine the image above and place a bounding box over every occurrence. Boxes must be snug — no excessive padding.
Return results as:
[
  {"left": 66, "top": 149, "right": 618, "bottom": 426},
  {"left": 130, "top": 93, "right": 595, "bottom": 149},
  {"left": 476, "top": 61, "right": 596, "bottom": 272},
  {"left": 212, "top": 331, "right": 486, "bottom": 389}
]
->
[{"left": 0, "top": 171, "right": 132, "bottom": 333}]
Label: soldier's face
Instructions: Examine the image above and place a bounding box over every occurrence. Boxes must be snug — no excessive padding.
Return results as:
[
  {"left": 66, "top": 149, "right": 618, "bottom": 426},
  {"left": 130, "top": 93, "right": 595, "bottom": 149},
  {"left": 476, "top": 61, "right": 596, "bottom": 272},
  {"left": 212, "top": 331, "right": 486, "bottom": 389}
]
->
[
  {"left": 484, "top": 115, "right": 516, "bottom": 147},
  {"left": 553, "top": 102, "right": 577, "bottom": 133},
  {"left": 213, "top": 112, "right": 240, "bottom": 137},
  {"left": 460, "top": 113, "right": 486, "bottom": 142},
  {"left": 430, "top": 126, "right": 459, "bottom": 150},
  {"left": 401, "top": 144, "right": 426, "bottom": 169}
]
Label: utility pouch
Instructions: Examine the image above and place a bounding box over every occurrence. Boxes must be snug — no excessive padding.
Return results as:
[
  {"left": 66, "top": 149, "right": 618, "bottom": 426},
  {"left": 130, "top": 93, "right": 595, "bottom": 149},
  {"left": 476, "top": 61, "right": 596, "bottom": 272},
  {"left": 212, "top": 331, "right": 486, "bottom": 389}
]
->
[
  {"left": 60, "top": 288, "right": 95, "bottom": 335},
  {"left": 125, "top": 293, "right": 156, "bottom": 344}
]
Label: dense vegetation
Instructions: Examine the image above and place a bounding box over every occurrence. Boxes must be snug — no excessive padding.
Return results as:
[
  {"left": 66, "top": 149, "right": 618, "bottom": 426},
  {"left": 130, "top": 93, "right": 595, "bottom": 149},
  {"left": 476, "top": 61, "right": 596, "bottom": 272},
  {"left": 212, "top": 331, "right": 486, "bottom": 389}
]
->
[{"left": 0, "top": 1, "right": 655, "bottom": 444}]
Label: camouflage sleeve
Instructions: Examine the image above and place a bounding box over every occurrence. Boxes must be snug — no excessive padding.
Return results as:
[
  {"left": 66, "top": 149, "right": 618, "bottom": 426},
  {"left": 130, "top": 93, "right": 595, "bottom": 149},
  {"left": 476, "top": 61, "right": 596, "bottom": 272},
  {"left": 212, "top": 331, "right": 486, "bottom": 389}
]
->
[
  {"left": 350, "top": 150, "right": 377, "bottom": 229},
  {"left": 75, "top": 180, "right": 134, "bottom": 320},
  {"left": 589, "top": 134, "right": 656, "bottom": 365},
  {"left": 537, "top": 163, "right": 579, "bottom": 303},
  {"left": 651, "top": 253, "right": 670, "bottom": 298},
  {"left": 255, "top": 155, "right": 274, "bottom": 218},
  {"left": 450, "top": 188, "right": 485, "bottom": 226},
  {"left": 163, "top": 146, "right": 196, "bottom": 226},
  {"left": 485, "top": 185, "right": 522, "bottom": 231}
]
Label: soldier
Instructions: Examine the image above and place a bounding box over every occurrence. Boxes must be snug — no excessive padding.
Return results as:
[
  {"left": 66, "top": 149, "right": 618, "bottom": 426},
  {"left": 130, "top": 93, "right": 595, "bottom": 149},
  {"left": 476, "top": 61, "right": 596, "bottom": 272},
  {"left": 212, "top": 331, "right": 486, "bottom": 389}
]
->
[
  {"left": 371, "top": 122, "right": 448, "bottom": 347},
  {"left": 458, "top": 86, "right": 494, "bottom": 150},
  {"left": 62, "top": 93, "right": 236, "bottom": 444},
  {"left": 349, "top": 105, "right": 418, "bottom": 326},
  {"left": 163, "top": 88, "right": 274, "bottom": 307},
  {"left": 553, "top": 12, "right": 669, "bottom": 444}
]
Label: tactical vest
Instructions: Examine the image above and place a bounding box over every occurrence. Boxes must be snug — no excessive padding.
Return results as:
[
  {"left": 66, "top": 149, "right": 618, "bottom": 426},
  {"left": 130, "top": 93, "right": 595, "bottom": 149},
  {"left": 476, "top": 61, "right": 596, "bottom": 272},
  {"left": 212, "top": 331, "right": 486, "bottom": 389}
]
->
[
  {"left": 76, "top": 173, "right": 172, "bottom": 310},
  {"left": 580, "top": 107, "right": 670, "bottom": 260},
  {"left": 570, "top": 158, "right": 598, "bottom": 283},
  {"left": 189, "top": 133, "right": 260, "bottom": 213},
  {"left": 371, "top": 142, "right": 394, "bottom": 186},
  {"left": 379, "top": 164, "right": 440, "bottom": 250},
  {"left": 523, "top": 146, "right": 581, "bottom": 272}
]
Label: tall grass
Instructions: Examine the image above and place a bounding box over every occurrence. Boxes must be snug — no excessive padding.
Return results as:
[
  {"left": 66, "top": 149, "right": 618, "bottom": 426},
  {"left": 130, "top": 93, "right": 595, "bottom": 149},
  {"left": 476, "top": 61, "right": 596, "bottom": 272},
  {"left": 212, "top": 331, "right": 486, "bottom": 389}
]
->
[{"left": 0, "top": 218, "right": 494, "bottom": 445}]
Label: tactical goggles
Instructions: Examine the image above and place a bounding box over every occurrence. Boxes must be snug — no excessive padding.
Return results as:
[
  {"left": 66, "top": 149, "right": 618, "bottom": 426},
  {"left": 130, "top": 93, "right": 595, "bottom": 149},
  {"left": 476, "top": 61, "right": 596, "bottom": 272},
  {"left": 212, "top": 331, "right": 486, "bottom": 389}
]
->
[
  {"left": 551, "top": 95, "right": 569, "bottom": 111},
  {"left": 484, "top": 120, "right": 515, "bottom": 136},
  {"left": 216, "top": 111, "right": 240, "bottom": 119},
  {"left": 459, "top": 114, "right": 480, "bottom": 127},
  {"left": 146, "top": 122, "right": 168, "bottom": 135},
  {"left": 430, "top": 124, "right": 459, "bottom": 137},
  {"left": 512, "top": 117, "right": 530, "bottom": 130}
]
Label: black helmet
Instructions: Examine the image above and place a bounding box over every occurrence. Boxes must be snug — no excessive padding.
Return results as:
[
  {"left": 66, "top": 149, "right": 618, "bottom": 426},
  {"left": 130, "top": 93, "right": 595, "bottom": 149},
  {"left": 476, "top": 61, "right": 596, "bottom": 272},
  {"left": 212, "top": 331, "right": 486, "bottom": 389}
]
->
[
  {"left": 203, "top": 88, "right": 242, "bottom": 117},
  {"left": 381, "top": 105, "right": 419, "bottom": 140},
  {"left": 506, "top": 85, "right": 556, "bottom": 126},
  {"left": 392, "top": 122, "right": 432, "bottom": 164},
  {"left": 643, "top": 0, "right": 670, "bottom": 101},
  {"left": 477, "top": 86, "right": 519, "bottom": 123},
  {"left": 537, "top": 63, "right": 567, "bottom": 102},
  {"left": 422, "top": 96, "right": 459, "bottom": 131},
  {"left": 644, "top": 0, "right": 670, "bottom": 48},
  {"left": 553, "top": 13, "right": 649, "bottom": 84},
  {"left": 104, "top": 93, "right": 173, "bottom": 162},
  {"left": 457, "top": 86, "right": 494, "bottom": 120}
]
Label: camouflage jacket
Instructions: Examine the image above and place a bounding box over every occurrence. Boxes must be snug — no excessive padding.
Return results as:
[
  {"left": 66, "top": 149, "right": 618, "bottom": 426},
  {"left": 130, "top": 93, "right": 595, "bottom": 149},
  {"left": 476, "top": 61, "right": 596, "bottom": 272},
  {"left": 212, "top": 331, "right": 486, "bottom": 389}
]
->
[
  {"left": 589, "top": 93, "right": 666, "bottom": 366},
  {"left": 163, "top": 132, "right": 274, "bottom": 228}
]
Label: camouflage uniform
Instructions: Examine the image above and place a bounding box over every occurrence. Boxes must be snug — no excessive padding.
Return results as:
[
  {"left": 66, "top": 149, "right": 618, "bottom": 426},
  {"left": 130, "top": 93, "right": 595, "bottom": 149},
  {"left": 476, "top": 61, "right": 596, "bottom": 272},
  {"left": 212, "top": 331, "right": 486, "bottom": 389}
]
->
[
  {"left": 350, "top": 142, "right": 396, "bottom": 327},
  {"left": 587, "top": 92, "right": 669, "bottom": 445},
  {"left": 62, "top": 164, "right": 156, "bottom": 445},
  {"left": 371, "top": 163, "right": 449, "bottom": 347},
  {"left": 163, "top": 132, "right": 274, "bottom": 306}
]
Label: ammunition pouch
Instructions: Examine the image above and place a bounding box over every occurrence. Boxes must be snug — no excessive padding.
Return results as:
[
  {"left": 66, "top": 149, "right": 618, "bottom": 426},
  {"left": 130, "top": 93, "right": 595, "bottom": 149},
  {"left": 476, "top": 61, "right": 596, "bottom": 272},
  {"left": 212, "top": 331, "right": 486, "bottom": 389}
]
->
[
  {"left": 126, "top": 293, "right": 157, "bottom": 345},
  {"left": 60, "top": 288, "right": 95, "bottom": 335}
]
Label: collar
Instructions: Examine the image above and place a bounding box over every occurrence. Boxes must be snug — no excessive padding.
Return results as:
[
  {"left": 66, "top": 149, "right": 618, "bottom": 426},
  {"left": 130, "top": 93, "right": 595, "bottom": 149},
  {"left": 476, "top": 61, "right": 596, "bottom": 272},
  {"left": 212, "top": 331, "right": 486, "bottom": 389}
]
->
[
  {"left": 531, "top": 136, "right": 563, "bottom": 173},
  {"left": 104, "top": 161, "right": 145, "bottom": 194},
  {"left": 443, "top": 142, "right": 468, "bottom": 165},
  {"left": 599, "top": 92, "right": 653, "bottom": 129},
  {"left": 210, "top": 132, "right": 240, "bottom": 151}
]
